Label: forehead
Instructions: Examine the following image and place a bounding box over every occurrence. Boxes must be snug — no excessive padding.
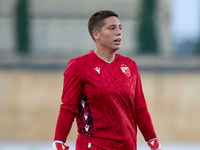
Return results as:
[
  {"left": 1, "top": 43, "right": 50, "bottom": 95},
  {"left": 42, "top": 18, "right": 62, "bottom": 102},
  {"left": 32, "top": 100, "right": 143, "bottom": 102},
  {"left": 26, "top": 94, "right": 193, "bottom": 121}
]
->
[{"left": 103, "top": 16, "right": 121, "bottom": 26}]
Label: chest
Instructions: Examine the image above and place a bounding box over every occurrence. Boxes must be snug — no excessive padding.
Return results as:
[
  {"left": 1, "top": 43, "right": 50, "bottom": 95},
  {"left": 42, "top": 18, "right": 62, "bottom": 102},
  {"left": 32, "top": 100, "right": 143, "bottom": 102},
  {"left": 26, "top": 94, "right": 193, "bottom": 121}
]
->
[{"left": 82, "top": 61, "right": 137, "bottom": 97}]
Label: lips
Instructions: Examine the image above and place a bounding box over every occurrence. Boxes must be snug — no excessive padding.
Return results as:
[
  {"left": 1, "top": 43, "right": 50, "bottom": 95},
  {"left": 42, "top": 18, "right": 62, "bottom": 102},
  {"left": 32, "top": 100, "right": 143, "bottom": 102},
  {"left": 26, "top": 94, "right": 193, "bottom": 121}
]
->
[{"left": 114, "top": 38, "right": 121, "bottom": 43}]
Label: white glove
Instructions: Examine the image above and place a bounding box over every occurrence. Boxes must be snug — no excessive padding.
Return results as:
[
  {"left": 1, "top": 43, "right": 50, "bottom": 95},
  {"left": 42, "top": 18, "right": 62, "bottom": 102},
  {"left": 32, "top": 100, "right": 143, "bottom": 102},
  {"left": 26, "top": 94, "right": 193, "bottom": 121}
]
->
[
  {"left": 52, "top": 140, "right": 69, "bottom": 150},
  {"left": 147, "top": 138, "right": 162, "bottom": 150}
]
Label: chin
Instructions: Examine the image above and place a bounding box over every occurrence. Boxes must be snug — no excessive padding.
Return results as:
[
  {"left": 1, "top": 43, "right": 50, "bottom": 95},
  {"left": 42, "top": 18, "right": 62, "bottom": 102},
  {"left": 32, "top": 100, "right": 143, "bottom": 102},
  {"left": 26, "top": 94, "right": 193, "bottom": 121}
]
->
[
  {"left": 114, "top": 46, "right": 121, "bottom": 51},
  {"left": 112, "top": 47, "right": 120, "bottom": 53}
]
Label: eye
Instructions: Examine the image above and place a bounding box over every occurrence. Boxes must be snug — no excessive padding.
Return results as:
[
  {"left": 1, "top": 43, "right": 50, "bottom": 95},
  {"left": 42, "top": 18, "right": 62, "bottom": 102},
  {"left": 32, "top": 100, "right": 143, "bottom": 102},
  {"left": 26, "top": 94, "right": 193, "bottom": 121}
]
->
[{"left": 109, "top": 27, "right": 115, "bottom": 30}]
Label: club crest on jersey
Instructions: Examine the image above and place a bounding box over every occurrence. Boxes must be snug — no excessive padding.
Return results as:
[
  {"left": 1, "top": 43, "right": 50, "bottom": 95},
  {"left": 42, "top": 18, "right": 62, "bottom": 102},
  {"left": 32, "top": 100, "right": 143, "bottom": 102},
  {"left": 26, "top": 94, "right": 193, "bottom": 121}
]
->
[{"left": 121, "top": 64, "right": 131, "bottom": 77}]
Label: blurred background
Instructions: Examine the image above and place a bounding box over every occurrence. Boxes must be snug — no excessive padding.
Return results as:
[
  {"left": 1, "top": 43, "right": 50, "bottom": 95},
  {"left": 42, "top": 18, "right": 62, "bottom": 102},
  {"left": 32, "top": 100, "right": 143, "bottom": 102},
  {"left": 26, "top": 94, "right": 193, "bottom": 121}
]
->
[{"left": 0, "top": 0, "right": 200, "bottom": 149}]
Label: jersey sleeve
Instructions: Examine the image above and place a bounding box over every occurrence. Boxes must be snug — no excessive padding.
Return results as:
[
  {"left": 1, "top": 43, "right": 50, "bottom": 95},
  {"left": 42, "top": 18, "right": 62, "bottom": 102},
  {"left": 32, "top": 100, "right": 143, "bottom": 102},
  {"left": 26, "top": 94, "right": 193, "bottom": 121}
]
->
[
  {"left": 134, "top": 65, "right": 157, "bottom": 141},
  {"left": 54, "top": 59, "right": 83, "bottom": 142}
]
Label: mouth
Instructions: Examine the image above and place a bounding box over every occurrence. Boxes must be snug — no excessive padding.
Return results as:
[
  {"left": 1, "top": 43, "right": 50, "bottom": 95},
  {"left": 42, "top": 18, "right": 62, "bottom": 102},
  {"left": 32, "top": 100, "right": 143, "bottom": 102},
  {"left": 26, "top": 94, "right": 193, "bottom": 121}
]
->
[{"left": 114, "top": 38, "right": 121, "bottom": 43}]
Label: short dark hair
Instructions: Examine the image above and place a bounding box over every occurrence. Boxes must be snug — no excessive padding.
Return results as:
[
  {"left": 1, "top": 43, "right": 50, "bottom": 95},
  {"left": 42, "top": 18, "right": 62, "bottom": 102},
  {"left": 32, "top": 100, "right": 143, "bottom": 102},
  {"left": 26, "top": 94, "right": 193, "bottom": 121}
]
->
[{"left": 88, "top": 10, "right": 118, "bottom": 41}]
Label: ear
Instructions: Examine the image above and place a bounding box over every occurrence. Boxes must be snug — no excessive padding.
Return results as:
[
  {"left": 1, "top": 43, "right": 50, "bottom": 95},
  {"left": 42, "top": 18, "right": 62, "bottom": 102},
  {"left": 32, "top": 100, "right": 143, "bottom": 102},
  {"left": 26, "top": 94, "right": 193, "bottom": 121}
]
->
[{"left": 92, "top": 30, "right": 100, "bottom": 41}]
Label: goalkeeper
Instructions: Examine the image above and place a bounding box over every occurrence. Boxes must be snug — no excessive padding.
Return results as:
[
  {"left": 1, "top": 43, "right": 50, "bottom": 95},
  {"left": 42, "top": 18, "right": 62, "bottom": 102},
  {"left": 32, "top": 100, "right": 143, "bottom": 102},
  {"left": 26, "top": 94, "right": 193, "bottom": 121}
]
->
[{"left": 52, "top": 10, "right": 162, "bottom": 150}]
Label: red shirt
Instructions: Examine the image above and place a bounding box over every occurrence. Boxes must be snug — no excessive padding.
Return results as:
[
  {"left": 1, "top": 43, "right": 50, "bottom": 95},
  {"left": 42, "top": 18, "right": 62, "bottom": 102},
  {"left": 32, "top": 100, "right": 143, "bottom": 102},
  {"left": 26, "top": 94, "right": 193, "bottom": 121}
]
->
[{"left": 54, "top": 50, "right": 157, "bottom": 150}]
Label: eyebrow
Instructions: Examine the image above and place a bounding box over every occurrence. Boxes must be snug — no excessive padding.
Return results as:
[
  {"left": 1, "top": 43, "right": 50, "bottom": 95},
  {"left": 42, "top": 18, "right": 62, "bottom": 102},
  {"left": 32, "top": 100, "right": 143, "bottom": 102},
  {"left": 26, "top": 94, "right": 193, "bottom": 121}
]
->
[{"left": 107, "top": 24, "right": 122, "bottom": 28}]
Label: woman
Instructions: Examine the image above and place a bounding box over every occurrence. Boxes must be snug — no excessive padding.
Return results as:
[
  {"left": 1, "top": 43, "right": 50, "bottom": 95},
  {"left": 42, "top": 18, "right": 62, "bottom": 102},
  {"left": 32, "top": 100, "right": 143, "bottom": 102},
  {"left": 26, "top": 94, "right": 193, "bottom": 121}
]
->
[{"left": 52, "top": 10, "right": 162, "bottom": 150}]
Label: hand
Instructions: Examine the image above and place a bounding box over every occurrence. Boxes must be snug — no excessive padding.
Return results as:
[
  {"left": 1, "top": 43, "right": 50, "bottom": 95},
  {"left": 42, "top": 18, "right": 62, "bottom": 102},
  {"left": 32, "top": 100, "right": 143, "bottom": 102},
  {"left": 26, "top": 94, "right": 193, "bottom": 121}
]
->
[
  {"left": 52, "top": 141, "right": 69, "bottom": 150},
  {"left": 147, "top": 138, "right": 162, "bottom": 150}
]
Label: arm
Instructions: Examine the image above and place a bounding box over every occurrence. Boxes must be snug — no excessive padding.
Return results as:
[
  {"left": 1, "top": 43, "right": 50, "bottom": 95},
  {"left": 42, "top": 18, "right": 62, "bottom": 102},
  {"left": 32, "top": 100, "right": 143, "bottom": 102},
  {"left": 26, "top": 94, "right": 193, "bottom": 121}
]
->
[
  {"left": 52, "top": 73, "right": 82, "bottom": 150},
  {"left": 54, "top": 74, "right": 83, "bottom": 142},
  {"left": 135, "top": 70, "right": 162, "bottom": 150},
  {"left": 135, "top": 72, "right": 157, "bottom": 141},
  {"left": 53, "top": 59, "right": 83, "bottom": 150}
]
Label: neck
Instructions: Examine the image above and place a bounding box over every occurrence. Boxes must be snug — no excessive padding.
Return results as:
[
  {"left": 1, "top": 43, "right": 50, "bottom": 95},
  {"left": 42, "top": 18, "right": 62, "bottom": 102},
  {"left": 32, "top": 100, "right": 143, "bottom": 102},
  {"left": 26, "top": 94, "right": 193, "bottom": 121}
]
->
[{"left": 95, "top": 48, "right": 115, "bottom": 63}]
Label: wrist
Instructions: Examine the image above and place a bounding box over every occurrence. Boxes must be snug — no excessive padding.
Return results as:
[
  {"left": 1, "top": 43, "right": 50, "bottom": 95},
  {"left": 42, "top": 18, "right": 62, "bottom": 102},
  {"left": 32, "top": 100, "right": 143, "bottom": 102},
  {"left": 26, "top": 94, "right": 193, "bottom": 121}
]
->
[
  {"left": 52, "top": 140, "right": 69, "bottom": 150},
  {"left": 54, "top": 140, "right": 64, "bottom": 144},
  {"left": 147, "top": 138, "right": 162, "bottom": 150}
]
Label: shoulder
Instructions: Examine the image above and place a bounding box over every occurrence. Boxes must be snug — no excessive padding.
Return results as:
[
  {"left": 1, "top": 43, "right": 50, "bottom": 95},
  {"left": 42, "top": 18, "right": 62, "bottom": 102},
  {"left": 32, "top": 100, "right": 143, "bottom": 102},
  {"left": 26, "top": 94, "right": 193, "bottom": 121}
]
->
[
  {"left": 70, "top": 51, "right": 93, "bottom": 66},
  {"left": 116, "top": 53, "right": 140, "bottom": 77},
  {"left": 64, "top": 51, "right": 93, "bottom": 74},
  {"left": 116, "top": 53, "right": 138, "bottom": 67}
]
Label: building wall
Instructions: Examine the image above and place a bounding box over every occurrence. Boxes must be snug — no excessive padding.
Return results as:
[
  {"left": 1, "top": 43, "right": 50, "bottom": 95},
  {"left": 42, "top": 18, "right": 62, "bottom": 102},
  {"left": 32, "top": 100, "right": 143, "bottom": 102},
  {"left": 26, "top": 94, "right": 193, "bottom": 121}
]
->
[{"left": 0, "top": 69, "right": 200, "bottom": 142}]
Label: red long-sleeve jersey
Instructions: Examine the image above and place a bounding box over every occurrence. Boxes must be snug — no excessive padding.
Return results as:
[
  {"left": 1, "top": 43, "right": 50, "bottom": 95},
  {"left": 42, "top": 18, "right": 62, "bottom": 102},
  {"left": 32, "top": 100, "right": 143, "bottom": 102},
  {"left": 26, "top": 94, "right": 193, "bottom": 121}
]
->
[{"left": 54, "top": 50, "right": 157, "bottom": 150}]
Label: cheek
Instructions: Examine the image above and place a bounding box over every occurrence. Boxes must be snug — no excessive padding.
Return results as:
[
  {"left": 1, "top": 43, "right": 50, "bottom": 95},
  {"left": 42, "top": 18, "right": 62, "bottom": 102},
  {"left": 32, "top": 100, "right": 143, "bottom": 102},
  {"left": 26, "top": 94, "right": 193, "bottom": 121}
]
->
[
  {"left": 101, "top": 35, "right": 110, "bottom": 42},
  {"left": 100, "top": 33, "right": 113, "bottom": 44},
  {"left": 105, "top": 34, "right": 113, "bottom": 42}
]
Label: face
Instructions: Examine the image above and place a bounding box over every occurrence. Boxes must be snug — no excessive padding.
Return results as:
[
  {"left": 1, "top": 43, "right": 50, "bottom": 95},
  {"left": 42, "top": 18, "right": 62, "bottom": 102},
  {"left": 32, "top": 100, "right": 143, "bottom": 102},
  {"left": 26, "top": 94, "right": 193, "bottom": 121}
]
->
[{"left": 93, "top": 16, "right": 122, "bottom": 52}]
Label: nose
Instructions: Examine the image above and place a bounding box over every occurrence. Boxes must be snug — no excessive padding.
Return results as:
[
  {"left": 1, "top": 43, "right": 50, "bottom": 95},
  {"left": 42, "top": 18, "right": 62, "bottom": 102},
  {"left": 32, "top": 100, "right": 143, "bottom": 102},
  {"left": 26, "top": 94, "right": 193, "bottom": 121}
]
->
[{"left": 116, "top": 27, "right": 122, "bottom": 36}]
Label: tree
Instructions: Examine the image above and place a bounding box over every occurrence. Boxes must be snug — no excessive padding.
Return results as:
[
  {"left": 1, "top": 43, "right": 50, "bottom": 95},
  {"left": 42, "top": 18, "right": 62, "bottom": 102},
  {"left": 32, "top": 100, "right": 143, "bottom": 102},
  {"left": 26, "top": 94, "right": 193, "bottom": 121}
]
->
[
  {"left": 138, "top": 0, "right": 158, "bottom": 54},
  {"left": 15, "top": 0, "right": 30, "bottom": 54}
]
